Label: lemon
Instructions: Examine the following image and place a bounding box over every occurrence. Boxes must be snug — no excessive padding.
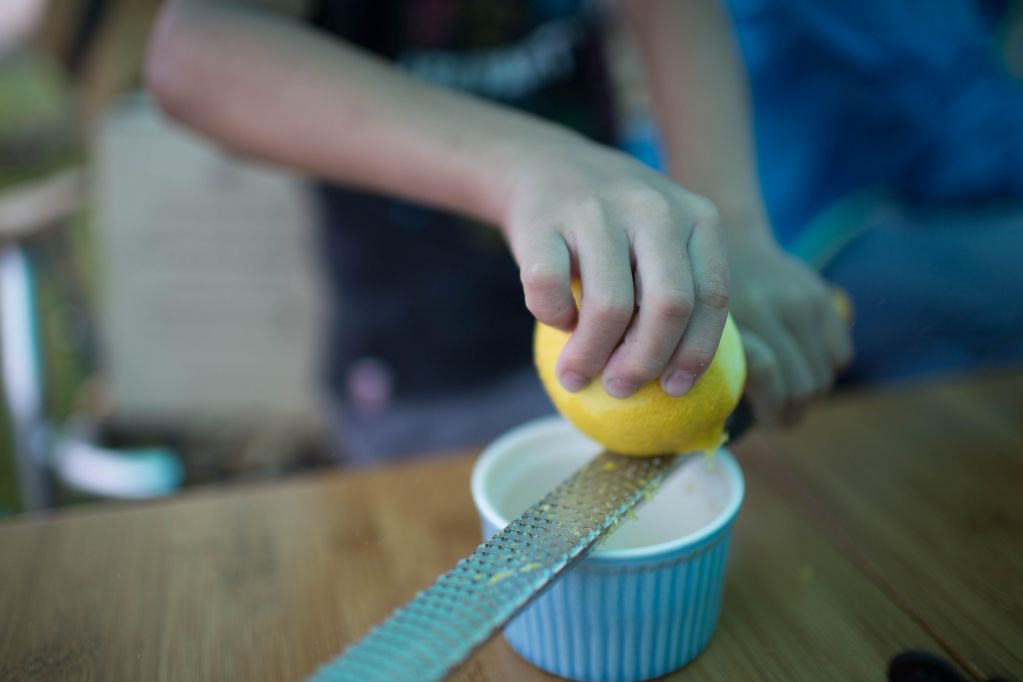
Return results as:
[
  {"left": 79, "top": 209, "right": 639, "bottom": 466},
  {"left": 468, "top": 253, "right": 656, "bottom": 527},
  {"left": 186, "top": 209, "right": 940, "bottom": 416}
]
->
[{"left": 534, "top": 307, "right": 746, "bottom": 456}]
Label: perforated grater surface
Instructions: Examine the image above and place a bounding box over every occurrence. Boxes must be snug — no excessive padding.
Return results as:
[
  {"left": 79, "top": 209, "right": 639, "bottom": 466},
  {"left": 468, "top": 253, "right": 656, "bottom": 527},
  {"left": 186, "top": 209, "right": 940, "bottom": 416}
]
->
[{"left": 310, "top": 450, "right": 683, "bottom": 682}]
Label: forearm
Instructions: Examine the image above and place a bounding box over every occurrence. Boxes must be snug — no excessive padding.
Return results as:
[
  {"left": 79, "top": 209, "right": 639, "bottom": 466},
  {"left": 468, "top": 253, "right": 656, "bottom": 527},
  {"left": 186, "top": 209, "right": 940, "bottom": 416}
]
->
[
  {"left": 147, "top": 2, "right": 583, "bottom": 226},
  {"left": 147, "top": 1, "right": 740, "bottom": 397},
  {"left": 621, "top": 0, "right": 773, "bottom": 245}
]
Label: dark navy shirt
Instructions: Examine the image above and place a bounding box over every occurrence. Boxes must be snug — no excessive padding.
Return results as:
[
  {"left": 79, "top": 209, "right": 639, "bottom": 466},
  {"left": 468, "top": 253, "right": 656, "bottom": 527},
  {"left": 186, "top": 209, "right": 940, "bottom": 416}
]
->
[{"left": 310, "top": 0, "right": 615, "bottom": 401}]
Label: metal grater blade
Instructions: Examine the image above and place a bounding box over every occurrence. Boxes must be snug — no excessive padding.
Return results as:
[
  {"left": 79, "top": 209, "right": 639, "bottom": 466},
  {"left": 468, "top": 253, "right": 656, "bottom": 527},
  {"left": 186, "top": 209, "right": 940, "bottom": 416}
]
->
[{"left": 311, "top": 450, "right": 682, "bottom": 682}]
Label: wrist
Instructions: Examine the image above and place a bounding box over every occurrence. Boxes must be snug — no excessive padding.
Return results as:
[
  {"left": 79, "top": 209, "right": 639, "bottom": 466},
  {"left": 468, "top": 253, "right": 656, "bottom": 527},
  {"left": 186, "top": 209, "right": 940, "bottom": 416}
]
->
[
  {"left": 721, "top": 221, "right": 783, "bottom": 267},
  {"left": 494, "top": 125, "right": 598, "bottom": 226},
  {"left": 717, "top": 205, "right": 777, "bottom": 250},
  {"left": 665, "top": 170, "right": 776, "bottom": 248}
]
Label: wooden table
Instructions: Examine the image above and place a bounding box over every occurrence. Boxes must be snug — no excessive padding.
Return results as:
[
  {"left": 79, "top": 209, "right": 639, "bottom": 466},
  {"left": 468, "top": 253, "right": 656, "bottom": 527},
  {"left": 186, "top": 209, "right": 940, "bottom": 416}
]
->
[{"left": 1, "top": 372, "right": 1021, "bottom": 681}]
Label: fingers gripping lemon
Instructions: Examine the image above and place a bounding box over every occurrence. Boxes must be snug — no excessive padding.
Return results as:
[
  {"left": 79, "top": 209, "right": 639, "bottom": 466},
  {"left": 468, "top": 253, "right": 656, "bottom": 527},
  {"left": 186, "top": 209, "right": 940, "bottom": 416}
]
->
[{"left": 534, "top": 313, "right": 746, "bottom": 456}]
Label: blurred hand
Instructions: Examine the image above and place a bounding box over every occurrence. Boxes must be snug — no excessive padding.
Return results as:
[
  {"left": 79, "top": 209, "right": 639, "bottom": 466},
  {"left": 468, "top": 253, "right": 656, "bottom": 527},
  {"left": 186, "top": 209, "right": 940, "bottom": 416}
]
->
[
  {"left": 501, "top": 137, "right": 730, "bottom": 400},
  {"left": 727, "top": 235, "right": 852, "bottom": 427}
]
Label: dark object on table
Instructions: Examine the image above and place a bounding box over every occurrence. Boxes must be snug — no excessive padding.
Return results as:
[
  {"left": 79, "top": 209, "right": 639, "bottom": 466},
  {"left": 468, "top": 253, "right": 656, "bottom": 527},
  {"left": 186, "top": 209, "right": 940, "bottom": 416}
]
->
[{"left": 888, "top": 650, "right": 1014, "bottom": 682}]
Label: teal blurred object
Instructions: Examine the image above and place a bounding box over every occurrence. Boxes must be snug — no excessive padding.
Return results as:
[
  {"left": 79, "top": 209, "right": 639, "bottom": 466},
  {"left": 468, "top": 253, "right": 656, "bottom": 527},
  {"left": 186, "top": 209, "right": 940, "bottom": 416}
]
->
[
  {"left": 1, "top": 242, "right": 185, "bottom": 510},
  {"left": 1, "top": 245, "right": 50, "bottom": 509}
]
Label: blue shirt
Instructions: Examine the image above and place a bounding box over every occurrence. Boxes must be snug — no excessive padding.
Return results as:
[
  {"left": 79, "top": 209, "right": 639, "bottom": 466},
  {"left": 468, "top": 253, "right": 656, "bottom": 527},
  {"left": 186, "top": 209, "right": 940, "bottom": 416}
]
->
[{"left": 727, "top": 0, "right": 1023, "bottom": 247}]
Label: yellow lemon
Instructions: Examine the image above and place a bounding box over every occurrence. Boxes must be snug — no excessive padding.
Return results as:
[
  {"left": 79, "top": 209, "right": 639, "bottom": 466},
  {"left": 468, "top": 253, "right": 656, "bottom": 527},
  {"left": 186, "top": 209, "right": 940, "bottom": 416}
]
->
[{"left": 534, "top": 310, "right": 746, "bottom": 456}]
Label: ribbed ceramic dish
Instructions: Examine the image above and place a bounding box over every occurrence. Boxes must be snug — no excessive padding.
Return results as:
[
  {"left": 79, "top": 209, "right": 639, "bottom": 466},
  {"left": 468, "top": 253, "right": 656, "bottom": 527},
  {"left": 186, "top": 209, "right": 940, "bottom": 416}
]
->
[{"left": 471, "top": 416, "right": 744, "bottom": 682}]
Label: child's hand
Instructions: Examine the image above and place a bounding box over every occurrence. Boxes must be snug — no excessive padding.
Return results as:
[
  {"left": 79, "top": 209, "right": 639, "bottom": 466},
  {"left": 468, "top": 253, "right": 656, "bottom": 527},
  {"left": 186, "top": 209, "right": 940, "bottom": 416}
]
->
[
  {"left": 501, "top": 138, "right": 730, "bottom": 400},
  {"left": 727, "top": 237, "right": 852, "bottom": 426}
]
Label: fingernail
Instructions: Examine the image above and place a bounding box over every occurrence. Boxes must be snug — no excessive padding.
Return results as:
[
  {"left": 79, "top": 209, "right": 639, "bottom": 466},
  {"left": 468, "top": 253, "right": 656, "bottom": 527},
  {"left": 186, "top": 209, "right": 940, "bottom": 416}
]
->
[
  {"left": 604, "top": 376, "right": 638, "bottom": 399},
  {"left": 559, "top": 370, "right": 589, "bottom": 392},
  {"left": 662, "top": 370, "right": 696, "bottom": 397}
]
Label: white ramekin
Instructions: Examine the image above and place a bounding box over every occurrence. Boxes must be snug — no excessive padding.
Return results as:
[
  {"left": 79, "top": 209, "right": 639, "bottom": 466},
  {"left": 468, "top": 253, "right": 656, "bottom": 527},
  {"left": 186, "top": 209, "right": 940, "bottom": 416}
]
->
[{"left": 471, "top": 416, "right": 744, "bottom": 682}]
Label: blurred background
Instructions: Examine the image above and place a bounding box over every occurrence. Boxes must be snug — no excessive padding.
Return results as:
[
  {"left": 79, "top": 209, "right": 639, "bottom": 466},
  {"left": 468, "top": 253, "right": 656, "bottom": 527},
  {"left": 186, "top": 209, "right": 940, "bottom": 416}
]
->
[
  {"left": 1, "top": 0, "right": 335, "bottom": 515},
  {"left": 2, "top": 0, "right": 1022, "bottom": 517}
]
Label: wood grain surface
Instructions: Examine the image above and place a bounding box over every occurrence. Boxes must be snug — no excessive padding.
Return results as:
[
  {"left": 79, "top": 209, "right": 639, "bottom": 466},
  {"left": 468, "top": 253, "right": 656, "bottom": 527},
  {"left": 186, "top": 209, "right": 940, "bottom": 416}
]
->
[
  {"left": 1, "top": 372, "right": 1021, "bottom": 681},
  {"left": 759, "top": 370, "right": 1023, "bottom": 681}
]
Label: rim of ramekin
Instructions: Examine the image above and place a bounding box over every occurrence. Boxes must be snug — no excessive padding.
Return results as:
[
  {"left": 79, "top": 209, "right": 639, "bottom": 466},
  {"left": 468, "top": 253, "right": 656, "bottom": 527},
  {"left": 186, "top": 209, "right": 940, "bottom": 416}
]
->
[{"left": 470, "top": 415, "right": 745, "bottom": 566}]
